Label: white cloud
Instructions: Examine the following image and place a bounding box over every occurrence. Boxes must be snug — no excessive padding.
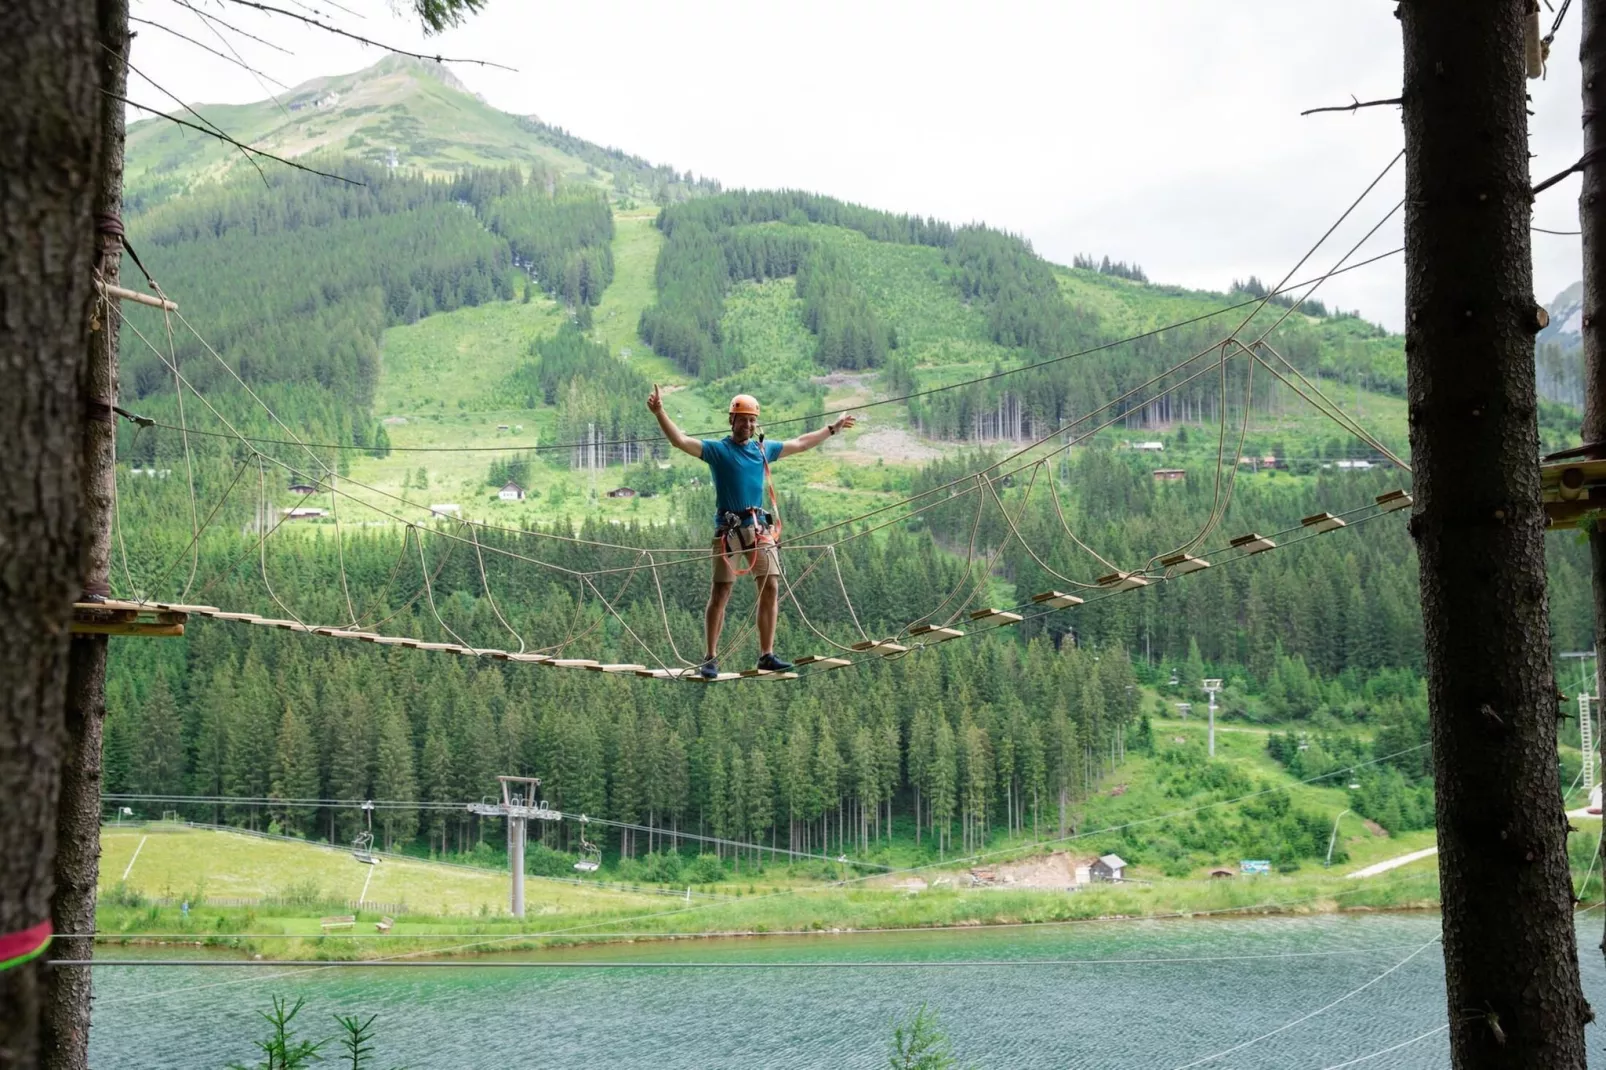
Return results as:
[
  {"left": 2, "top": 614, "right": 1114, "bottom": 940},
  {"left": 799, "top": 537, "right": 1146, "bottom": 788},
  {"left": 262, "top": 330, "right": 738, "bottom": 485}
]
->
[{"left": 128, "top": 0, "right": 1589, "bottom": 331}]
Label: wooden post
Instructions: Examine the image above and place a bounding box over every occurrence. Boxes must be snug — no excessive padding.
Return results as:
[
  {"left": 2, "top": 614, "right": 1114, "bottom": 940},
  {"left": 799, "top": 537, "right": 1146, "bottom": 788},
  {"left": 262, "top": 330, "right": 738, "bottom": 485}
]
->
[{"left": 44, "top": 8, "right": 129, "bottom": 1068}]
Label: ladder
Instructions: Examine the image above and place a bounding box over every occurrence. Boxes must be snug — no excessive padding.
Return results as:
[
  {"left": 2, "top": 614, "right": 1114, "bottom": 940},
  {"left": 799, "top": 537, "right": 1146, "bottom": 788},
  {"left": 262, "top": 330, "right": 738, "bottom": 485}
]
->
[{"left": 1582, "top": 692, "right": 1596, "bottom": 792}]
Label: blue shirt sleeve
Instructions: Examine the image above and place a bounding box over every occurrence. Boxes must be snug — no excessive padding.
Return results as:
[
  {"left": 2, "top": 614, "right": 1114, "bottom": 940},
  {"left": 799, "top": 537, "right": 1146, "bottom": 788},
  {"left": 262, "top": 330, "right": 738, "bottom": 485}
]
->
[
  {"left": 699, "top": 439, "right": 723, "bottom": 465},
  {"left": 765, "top": 439, "right": 783, "bottom": 464}
]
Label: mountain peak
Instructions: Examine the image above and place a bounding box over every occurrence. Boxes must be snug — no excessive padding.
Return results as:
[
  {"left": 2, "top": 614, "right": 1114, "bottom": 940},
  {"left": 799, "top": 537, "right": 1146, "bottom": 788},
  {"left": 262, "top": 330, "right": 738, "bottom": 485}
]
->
[
  {"left": 1541, "top": 281, "right": 1584, "bottom": 352},
  {"left": 276, "top": 53, "right": 474, "bottom": 111}
]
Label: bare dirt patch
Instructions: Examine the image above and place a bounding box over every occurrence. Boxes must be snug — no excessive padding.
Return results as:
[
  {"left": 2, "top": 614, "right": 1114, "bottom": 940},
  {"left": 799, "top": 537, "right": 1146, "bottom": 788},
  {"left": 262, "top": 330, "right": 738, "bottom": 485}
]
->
[
  {"left": 992, "top": 851, "right": 1094, "bottom": 889},
  {"left": 811, "top": 371, "right": 875, "bottom": 389},
  {"left": 849, "top": 428, "right": 944, "bottom": 463}
]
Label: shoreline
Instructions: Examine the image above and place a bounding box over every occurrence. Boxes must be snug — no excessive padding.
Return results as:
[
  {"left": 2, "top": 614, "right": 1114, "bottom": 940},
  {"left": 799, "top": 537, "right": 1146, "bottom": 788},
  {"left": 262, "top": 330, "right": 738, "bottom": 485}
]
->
[{"left": 87, "top": 878, "right": 1455, "bottom": 962}]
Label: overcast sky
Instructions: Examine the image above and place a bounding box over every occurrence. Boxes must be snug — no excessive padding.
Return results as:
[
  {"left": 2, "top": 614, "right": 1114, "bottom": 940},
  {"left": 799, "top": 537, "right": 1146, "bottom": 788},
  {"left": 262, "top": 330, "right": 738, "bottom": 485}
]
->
[{"left": 127, "top": 0, "right": 1590, "bottom": 332}]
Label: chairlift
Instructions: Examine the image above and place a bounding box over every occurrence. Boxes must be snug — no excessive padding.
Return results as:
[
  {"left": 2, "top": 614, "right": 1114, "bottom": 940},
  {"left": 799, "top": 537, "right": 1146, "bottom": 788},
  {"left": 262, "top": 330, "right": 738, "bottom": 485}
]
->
[
  {"left": 351, "top": 801, "right": 378, "bottom": 865},
  {"left": 574, "top": 814, "right": 601, "bottom": 873}
]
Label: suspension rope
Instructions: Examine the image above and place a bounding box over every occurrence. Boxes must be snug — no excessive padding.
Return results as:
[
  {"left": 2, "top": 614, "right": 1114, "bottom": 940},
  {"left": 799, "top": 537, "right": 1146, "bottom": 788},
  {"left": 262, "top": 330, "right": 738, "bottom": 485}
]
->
[
  {"left": 156, "top": 288, "right": 203, "bottom": 600},
  {"left": 1165, "top": 935, "right": 1440, "bottom": 1070},
  {"left": 255, "top": 457, "right": 316, "bottom": 631},
  {"left": 327, "top": 472, "right": 361, "bottom": 630}
]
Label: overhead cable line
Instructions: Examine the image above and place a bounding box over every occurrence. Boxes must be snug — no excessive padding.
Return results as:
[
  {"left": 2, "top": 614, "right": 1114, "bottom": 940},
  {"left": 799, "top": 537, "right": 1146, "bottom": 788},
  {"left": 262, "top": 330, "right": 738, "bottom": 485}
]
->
[
  {"left": 1311, "top": 1025, "right": 1449, "bottom": 1070},
  {"left": 1165, "top": 935, "right": 1442, "bottom": 1070}
]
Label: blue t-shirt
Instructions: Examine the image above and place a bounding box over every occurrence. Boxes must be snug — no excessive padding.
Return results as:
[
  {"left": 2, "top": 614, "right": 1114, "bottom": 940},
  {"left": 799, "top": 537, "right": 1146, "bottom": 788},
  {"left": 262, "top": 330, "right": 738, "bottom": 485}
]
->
[{"left": 700, "top": 435, "right": 782, "bottom": 528}]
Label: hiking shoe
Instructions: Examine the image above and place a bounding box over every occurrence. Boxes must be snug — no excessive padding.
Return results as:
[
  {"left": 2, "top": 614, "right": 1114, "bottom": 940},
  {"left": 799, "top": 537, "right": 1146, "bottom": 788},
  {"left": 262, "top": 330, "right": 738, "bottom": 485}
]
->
[
  {"left": 698, "top": 658, "right": 720, "bottom": 680},
  {"left": 757, "top": 652, "right": 794, "bottom": 673}
]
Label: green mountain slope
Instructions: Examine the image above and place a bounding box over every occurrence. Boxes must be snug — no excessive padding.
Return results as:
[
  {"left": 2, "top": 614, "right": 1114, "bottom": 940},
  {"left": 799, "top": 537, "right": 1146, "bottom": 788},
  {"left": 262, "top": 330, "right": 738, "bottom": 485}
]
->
[{"left": 124, "top": 55, "right": 719, "bottom": 208}]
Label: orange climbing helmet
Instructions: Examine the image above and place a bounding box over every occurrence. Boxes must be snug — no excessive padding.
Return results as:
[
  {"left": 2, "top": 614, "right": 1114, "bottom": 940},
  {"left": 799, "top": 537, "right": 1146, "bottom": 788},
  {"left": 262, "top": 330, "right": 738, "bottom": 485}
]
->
[{"left": 728, "top": 394, "right": 761, "bottom": 417}]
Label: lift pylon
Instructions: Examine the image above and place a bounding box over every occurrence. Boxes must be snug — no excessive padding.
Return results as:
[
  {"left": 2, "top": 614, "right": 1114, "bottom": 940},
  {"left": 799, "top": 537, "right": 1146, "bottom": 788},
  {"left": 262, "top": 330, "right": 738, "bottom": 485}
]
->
[{"left": 467, "top": 775, "right": 560, "bottom": 917}]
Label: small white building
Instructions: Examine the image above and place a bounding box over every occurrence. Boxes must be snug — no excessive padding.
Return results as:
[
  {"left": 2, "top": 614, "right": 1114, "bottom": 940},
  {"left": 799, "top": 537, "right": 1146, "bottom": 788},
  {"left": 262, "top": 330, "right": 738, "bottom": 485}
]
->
[
  {"left": 498, "top": 481, "right": 526, "bottom": 501},
  {"left": 281, "top": 507, "right": 327, "bottom": 520},
  {"left": 1335, "top": 459, "right": 1375, "bottom": 471},
  {"left": 429, "top": 504, "right": 462, "bottom": 518},
  {"left": 1090, "top": 854, "right": 1127, "bottom": 882},
  {"left": 1131, "top": 441, "right": 1165, "bottom": 452}
]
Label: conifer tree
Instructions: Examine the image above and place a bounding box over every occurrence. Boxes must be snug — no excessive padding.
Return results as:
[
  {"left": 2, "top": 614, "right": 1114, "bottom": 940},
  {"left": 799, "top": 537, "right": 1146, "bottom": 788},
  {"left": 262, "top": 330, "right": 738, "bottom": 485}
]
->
[
  {"left": 853, "top": 726, "right": 877, "bottom": 854},
  {"left": 225, "top": 656, "right": 278, "bottom": 829},
  {"left": 746, "top": 747, "right": 774, "bottom": 865},
  {"left": 190, "top": 663, "right": 236, "bottom": 823},
  {"left": 812, "top": 714, "right": 843, "bottom": 853},
  {"left": 133, "top": 676, "right": 183, "bottom": 797},
  {"left": 373, "top": 704, "right": 419, "bottom": 850},
  {"left": 420, "top": 716, "right": 453, "bottom": 855},
  {"left": 907, "top": 707, "right": 933, "bottom": 845},
  {"left": 101, "top": 683, "right": 134, "bottom": 796},
  {"left": 930, "top": 716, "right": 958, "bottom": 858},
  {"left": 271, "top": 706, "right": 319, "bottom": 837},
  {"left": 782, "top": 710, "right": 813, "bottom": 853},
  {"left": 326, "top": 688, "right": 373, "bottom": 844},
  {"left": 610, "top": 706, "right": 643, "bottom": 856}
]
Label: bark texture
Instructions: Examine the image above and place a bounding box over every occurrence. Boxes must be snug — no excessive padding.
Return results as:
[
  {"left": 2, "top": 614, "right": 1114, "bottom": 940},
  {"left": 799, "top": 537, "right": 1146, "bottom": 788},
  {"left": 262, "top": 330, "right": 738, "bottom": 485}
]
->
[
  {"left": 0, "top": 2, "right": 102, "bottom": 1067},
  {"left": 43, "top": 7, "right": 128, "bottom": 1066},
  {"left": 1580, "top": 0, "right": 1606, "bottom": 974},
  {"left": 1401, "top": 1, "right": 1590, "bottom": 1066}
]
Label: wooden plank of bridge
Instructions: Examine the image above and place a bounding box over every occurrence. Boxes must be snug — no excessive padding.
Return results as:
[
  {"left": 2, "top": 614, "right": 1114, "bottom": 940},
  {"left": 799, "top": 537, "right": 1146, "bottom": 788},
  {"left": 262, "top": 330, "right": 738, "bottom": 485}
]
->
[
  {"left": 71, "top": 601, "right": 188, "bottom": 638},
  {"left": 70, "top": 620, "right": 185, "bottom": 637}
]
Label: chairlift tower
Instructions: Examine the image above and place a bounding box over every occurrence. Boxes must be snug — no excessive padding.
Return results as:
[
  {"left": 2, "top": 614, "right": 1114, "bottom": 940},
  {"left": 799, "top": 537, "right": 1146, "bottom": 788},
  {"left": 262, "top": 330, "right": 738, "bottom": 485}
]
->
[
  {"left": 467, "top": 775, "right": 560, "bottom": 917},
  {"left": 1202, "top": 679, "right": 1224, "bottom": 758}
]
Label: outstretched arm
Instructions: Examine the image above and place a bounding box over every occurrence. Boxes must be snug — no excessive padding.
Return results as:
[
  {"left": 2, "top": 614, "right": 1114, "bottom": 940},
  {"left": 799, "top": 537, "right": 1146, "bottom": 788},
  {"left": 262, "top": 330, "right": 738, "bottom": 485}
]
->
[
  {"left": 779, "top": 414, "right": 856, "bottom": 459},
  {"left": 647, "top": 383, "right": 702, "bottom": 459}
]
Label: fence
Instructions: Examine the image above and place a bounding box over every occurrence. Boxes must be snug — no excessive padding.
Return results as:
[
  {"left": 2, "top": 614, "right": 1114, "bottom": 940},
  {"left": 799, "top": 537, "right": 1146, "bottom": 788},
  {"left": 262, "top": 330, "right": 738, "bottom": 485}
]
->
[{"left": 147, "top": 895, "right": 412, "bottom": 915}]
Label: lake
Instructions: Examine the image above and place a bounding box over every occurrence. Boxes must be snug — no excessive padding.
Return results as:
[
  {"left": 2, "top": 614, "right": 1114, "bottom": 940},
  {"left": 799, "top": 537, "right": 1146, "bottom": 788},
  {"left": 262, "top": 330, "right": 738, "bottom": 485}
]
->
[{"left": 87, "top": 912, "right": 1606, "bottom": 1068}]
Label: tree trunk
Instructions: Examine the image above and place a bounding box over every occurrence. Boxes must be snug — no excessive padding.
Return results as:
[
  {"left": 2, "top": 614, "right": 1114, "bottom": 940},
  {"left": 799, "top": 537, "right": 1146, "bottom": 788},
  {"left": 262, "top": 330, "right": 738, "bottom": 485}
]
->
[
  {"left": 1401, "top": 2, "right": 1590, "bottom": 1065},
  {"left": 45, "top": 7, "right": 128, "bottom": 1066},
  {"left": 1581, "top": 0, "right": 1606, "bottom": 971},
  {"left": 0, "top": 1, "right": 103, "bottom": 1064}
]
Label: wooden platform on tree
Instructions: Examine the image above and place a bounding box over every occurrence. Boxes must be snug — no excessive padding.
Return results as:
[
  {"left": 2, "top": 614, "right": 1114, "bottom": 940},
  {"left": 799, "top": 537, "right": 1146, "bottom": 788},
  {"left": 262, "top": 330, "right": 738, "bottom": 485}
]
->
[
  {"left": 71, "top": 600, "right": 187, "bottom": 637},
  {"left": 1541, "top": 457, "right": 1606, "bottom": 529}
]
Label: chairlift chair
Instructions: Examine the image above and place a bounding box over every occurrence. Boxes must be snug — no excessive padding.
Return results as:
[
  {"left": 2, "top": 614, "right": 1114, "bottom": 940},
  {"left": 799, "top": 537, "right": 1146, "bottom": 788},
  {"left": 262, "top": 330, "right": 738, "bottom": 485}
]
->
[
  {"left": 574, "top": 815, "right": 602, "bottom": 873},
  {"left": 351, "top": 801, "right": 378, "bottom": 864}
]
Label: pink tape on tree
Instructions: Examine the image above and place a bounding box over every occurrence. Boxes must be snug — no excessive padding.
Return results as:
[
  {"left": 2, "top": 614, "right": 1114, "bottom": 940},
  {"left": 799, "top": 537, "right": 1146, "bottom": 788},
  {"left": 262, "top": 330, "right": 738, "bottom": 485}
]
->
[{"left": 0, "top": 920, "right": 52, "bottom": 971}]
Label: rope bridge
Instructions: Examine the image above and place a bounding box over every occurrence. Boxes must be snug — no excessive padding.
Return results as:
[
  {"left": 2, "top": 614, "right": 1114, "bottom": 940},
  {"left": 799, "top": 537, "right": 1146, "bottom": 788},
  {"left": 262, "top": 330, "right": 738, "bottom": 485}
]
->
[{"left": 91, "top": 152, "right": 1419, "bottom": 681}]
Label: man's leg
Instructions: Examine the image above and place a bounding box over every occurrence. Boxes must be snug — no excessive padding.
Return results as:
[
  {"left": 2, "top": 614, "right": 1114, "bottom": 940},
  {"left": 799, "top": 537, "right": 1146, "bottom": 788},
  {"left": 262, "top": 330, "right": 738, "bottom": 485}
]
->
[
  {"left": 756, "top": 575, "right": 779, "bottom": 655},
  {"left": 705, "top": 581, "right": 733, "bottom": 660}
]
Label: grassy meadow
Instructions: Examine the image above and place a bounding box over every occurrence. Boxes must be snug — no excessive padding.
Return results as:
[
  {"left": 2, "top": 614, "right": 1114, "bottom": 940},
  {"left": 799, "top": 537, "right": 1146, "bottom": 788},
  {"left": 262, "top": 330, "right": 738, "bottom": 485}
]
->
[{"left": 94, "top": 822, "right": 1468, "bottom": 962}]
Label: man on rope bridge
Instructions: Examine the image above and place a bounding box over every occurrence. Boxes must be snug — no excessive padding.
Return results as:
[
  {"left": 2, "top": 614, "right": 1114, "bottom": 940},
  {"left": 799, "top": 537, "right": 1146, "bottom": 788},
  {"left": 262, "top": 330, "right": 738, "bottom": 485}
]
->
[{"left": 648, "top": 386, "right": 855, "bottom": 679}]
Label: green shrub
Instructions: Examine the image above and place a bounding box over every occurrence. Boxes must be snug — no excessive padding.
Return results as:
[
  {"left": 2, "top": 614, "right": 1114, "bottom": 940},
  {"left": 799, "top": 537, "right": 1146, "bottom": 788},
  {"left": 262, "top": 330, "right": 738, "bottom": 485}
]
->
[{"left": 687, "top": 854, "right": 726, "bottom": 884}]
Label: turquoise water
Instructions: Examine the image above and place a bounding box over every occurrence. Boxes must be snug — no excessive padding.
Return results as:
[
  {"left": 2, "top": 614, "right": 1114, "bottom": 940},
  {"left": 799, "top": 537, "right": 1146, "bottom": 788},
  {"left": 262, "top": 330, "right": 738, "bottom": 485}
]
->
[{"left": 88, "top": 914, "right": 1606, "bottom": 1068}]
